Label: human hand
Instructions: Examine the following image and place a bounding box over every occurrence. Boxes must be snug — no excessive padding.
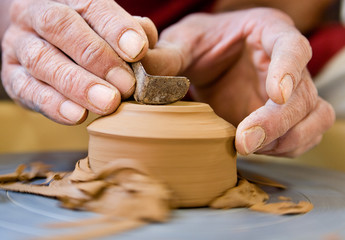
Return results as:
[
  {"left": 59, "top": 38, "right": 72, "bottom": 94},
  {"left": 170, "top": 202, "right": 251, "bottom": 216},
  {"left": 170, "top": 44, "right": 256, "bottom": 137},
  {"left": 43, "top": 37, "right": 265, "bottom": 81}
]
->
[
  {"left": 1, "top": 0, "right": 158, "bottom": 124},
  {"left": 142, "top": 8, "right": 335, "bottom": 157}
]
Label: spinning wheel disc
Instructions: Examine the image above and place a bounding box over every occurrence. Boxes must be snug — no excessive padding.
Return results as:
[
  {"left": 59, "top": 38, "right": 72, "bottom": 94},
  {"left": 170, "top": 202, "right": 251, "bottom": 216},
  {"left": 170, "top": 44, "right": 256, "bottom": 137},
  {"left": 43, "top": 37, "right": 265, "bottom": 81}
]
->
[{"left": 0, "top": 152, "right": 344, "bottom": 240}]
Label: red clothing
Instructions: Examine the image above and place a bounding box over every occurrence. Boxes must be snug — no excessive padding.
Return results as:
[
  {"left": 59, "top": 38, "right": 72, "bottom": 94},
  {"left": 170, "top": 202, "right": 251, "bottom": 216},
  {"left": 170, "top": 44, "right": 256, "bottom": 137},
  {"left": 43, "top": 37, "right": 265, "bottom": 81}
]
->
[
  {"left": 116, "top": 1, "right": 345, "bottom": 77},
  {"left": 307, "top": 23, "right": 345, "bottom": 76},
  {"left": 116, "top": 0, "right": 214, "bottom": 32}
]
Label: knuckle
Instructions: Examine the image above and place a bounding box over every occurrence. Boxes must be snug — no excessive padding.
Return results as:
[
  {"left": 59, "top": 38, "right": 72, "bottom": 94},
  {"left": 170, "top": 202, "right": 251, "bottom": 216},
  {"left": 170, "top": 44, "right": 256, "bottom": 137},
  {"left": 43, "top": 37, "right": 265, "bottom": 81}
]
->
[
  {"left": 75, "top": 0, "right": 114, "bottom": 36},
  {"left": 319, "top": 98, "right": 336, "bottom": 129},
  {"left": 326, "top": 105, "right": 336, "bottom": 126},
  {"left": 290, "top": 135, "right": 322, "bottom": 157},
  {"left": 297, "top": 35, "right": 312, "bottom": 62},
  {"left": 3, "top": 68, "right": 31, "bottom": 101},
  {"left": 298, "top": 79, "right": 318, "bottom": 113},
  {"left": 90, "top": 12, "right": 119, "bottom": 39},
  {"left": 73, "top": 0, "right": 95, "bottom": 14},
  {"left": 79, "top": 40, "right": 107, "bottom": 67},
  {"left": 325, "top": 100, "right": 336, "bottom": 120},
  {"left": 28, "top": 85, "right": 55, "bottom": 113},
  {"left": 20, "top": 37, "right": 49, "bottom": 72},
  {"left": 284, "top": 34, "right": 312, "bottom": 65},
  {"left": 52, "top": 64, "right": 82, "bottom": 94},
  {"left": 27, "top": 83, "right": 54, "bottom": 113},
  {"left": 305, "top": 88, "right": 318, "bottom": 111},
  {"left": 279, "top": 109, "right": 295, "bottom": 133},
  {"left": 11, "top": 73, "right": 30, "bottom": 100},
  {"left": 2, "top": 65, "right": 60, "bottom": 116},
  {"left": 36, "top": 4, "right": 74, "bottom": 37},
  {"left": 288, "top": 130, "right": 305, "bottom": 149},
  {"left": 2, "top": 27, "right": 15, "bottom": 50},
  {"left": 33, "top": 87, "right": 54, "bottom": 108},
  {"left": 6, "top": 69, "right": 53, "bottom": 112}
]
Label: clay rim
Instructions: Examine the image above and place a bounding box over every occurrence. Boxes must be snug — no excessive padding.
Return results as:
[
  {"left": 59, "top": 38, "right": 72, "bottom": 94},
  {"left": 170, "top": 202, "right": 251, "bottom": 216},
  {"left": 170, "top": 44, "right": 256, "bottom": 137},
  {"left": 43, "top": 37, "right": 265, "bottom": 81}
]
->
[
  {"left": 87, "top": 101, "right": 236, "bottom": 139},
  {"left": 118, "top": 101, "right": 214, "bottom": 113}
]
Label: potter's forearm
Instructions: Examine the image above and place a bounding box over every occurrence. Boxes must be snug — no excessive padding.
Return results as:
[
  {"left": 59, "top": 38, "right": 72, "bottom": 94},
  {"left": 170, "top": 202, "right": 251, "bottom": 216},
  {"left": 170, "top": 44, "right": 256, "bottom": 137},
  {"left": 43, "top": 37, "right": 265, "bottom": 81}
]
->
[{"left": 0, "top": 0, "right": 13, "bottom": 42}]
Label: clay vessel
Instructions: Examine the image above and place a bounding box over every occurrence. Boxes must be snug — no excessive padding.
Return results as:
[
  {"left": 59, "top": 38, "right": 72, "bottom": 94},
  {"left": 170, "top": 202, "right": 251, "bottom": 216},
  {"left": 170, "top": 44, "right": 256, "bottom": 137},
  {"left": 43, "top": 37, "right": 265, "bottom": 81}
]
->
[{"left": 87, "top": 101, "right": 237, "bottom": 207}]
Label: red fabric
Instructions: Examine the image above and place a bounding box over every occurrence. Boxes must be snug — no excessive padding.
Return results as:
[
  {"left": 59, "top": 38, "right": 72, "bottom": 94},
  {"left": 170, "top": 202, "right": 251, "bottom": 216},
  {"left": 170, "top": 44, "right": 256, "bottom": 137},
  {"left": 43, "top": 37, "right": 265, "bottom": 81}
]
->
[
  {"left": 116, "top": 1, "right": 345, "bottom": 78},
  {"left": 308, "top": 23, "right": 345, "bottom": 76},
  {"left": 116, "top": 0, "right": 214, "bottom": 32}
]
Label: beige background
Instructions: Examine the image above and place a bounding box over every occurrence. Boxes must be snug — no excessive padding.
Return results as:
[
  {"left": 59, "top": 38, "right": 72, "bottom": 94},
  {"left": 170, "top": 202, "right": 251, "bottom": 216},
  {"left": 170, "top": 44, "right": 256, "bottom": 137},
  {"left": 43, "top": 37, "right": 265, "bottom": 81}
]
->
[{"left": 0, "top": 101, "right": 96, "bottom": 153}]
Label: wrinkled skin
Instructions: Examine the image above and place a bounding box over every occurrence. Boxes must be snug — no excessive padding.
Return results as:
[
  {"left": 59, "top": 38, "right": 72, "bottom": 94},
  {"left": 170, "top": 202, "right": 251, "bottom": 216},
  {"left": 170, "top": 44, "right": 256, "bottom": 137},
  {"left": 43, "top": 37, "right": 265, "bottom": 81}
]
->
[
  {"left": 143, "top": 9, "right": 335, "bottom": 157},
  {"left": 1, "top": 0, "right": 335, "bottom": 157},
  {"left": 2, "top": 0, "right": 158, "bottom": 124}
]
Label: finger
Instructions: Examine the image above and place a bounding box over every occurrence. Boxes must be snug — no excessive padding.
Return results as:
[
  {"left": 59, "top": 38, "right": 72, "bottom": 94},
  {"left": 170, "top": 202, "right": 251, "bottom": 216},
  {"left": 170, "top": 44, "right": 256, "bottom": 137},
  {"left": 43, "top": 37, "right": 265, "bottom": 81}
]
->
[
  {"left": 139, "top": 13, "right": 214, "bottom": 76},
  {"left": 141, "top": 12, "right": 241, "bottom": 77},
  {"left": 2, "top": 27, "right": 87, "bottom": 125},
  {"left": 256, "top": 97, "right": 335, "bottom": 157},
  {"left": 1, "top": 61, "right": 87, "bottom": 125},
  {"left": 260, "top": 135, "right": 323, "bottom": 158},
  {"left": 8, "top": 26, "right": 121, "bottom": 115},
  {"left": 141, "top": 44, "right": 184, "bottom": 76},
  {"left": 134, "top": 16, "right": 158, "bottom": 49},
  {"left": 139, "top": 14, "right": 204, "bottom": 76},
  {"left": 235, "top": 70, "right": 319, "bottom": 155},
  {"left": 260, "top": 10, "right": 312, "bottom": 104},
  {"left": 54, "top": 0, "right": 149, "bottom": 61},
  {"left": 11, "top": 0, "right": 140, "bottom": 98}
]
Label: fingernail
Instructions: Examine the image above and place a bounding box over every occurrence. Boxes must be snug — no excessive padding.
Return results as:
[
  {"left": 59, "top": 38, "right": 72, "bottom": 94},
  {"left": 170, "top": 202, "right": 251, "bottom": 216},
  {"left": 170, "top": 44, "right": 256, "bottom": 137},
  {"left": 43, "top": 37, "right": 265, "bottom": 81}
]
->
[
  {"left": 280, "top": 74, "right": 294, "bottom": 103},
  {"left": 87, "top": 84, "right": 116, "bottom": 111},
  {"left": 59, "top": 100, "right": 86, "bottom": 123},
  {"left": 242, "top": 126, "right": 266, "bottom": 154},
  {"left": 118, "top": 30, "right": 146, "bottom": 59},
  {"left": 106, "top": 67, "right": 136, "bottom": 99}
]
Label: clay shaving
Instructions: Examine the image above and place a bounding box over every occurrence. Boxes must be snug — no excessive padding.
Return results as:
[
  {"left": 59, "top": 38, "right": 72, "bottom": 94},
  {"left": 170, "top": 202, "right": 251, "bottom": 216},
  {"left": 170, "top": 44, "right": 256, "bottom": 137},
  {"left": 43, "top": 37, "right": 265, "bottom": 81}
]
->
[
  {"left": 250, "top": 201, "right": 313, "bottom": 215},
  {"left": 0, "top": 158, "right": 313, "bottom": 239}
]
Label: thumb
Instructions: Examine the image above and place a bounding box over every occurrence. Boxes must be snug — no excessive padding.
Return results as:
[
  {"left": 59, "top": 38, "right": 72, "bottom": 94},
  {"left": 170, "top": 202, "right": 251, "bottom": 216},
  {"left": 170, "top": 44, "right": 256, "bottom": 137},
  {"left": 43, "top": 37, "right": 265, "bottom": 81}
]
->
[
  {"left": 139, "top": 14, "right": 211, "bottom": 76},
  {"left": 134, "top": 16, "right": 158, "bottom": 49},
  {"left": 141, "top": 41, "right": 186, "bottom": 76}
]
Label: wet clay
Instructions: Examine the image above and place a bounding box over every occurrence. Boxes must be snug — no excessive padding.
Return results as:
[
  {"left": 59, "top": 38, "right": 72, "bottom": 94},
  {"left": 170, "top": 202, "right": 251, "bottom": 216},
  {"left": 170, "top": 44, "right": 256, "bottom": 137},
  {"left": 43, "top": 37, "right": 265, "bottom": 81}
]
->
[
  {"left": 0, "top": 101, "right": 313, "bottom": 239},
  {"left": 87, "top": 101, "right": 237, "bottom": 207}
]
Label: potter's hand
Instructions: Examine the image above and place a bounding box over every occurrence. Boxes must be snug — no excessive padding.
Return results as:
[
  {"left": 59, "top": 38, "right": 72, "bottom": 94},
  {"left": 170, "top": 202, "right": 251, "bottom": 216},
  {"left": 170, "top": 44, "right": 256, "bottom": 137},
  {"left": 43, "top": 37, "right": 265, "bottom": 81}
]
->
[
  {"left": 142, "top": 8, "right": 335, "bottom": 157},
  {"left": 1, "top": 0, "right": 157, "bottom": 124}
]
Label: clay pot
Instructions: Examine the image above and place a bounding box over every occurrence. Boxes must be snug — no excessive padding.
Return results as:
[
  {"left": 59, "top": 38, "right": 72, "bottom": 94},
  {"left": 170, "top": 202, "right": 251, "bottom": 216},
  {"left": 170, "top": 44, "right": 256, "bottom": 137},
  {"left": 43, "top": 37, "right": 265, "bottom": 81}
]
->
[{"left": 87, "top": 101, "right": 237, "bottom": 207}]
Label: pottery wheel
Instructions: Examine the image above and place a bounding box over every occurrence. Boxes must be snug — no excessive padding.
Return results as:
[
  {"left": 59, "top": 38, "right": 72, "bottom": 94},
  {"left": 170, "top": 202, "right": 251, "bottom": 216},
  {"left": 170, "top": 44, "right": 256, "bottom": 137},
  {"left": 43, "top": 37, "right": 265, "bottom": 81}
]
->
[{"left": 0, "top": 152, "right": 345, "bottom": 240}]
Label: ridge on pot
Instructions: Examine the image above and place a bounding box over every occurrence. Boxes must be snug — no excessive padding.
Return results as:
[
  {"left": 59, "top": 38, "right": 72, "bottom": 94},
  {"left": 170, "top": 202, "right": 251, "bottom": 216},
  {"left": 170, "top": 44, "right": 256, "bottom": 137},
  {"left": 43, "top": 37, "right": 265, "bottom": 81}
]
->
[{"left": 87, "top": 101, "right": 237, "bottom": 207}]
